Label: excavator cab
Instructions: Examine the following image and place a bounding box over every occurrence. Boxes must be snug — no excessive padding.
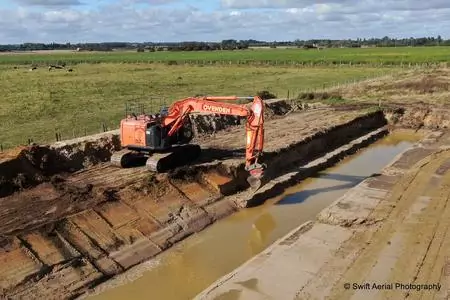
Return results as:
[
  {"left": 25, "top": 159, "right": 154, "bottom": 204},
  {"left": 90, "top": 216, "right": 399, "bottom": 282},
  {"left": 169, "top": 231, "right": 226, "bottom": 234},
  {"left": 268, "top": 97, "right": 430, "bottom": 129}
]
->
[
  {"left": 111, "top": 109, "right": 199, "bottom": 171},
  {"left": 118, "top": 113, "right": 194, "bottom": 152}
]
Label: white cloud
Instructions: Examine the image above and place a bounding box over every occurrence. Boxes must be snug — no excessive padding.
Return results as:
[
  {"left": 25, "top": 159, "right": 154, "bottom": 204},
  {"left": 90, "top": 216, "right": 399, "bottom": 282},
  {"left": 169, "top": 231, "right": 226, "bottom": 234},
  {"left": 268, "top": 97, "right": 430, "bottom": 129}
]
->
[
  {"left": 43, "top": 10, "right": 82, "bottom": 22},
  {"left": 0, "top": 1, "right": 449, "bottom": 43},
  {"left": 14, "top": 0, "right": 82, "bottom": 6},
  {"left": 221, "top": 0, "right": 450, "bottom": 11}
]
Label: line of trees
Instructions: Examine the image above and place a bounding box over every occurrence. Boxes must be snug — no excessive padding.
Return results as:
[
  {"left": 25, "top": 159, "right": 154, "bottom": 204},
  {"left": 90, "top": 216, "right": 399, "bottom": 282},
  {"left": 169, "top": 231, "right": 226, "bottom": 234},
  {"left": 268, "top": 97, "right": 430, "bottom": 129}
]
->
[{"left": 0, "top": 36, "right": 448, "bottom": 52}]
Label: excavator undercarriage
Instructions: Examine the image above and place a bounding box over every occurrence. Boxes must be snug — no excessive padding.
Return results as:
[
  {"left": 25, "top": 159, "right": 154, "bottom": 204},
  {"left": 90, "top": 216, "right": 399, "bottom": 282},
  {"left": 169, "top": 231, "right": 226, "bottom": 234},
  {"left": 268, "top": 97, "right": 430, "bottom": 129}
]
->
[{"left": 110, "top": 144, "right": 202, "bottom": 172}]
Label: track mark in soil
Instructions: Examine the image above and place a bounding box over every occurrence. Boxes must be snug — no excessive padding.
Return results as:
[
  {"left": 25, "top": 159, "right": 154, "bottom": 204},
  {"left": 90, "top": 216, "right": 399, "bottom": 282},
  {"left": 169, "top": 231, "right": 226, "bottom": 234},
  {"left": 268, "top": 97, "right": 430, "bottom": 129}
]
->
[{"left": 326, "top": 149, "right": 450, "bottom": 300}]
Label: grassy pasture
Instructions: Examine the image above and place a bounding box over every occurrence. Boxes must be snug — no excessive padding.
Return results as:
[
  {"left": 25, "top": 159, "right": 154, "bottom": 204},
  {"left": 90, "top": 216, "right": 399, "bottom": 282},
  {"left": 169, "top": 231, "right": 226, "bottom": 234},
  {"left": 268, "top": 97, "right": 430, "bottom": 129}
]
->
[
  {"left": 0, "top": 63, "right": 393, "bottom": 149},
  {"left": 0, "top": 46, "right": 449, "bottom": 66}
]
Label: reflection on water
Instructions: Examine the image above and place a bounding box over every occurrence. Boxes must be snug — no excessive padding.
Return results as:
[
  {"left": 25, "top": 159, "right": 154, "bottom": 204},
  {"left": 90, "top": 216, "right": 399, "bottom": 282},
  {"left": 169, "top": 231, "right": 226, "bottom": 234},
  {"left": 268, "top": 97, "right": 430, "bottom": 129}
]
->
[
  {"left": 277, "top": 173, "right": 368, "bottom": 206},
  {"left": 248, "top": 213, "right": 276, "bottom": 255},
  {"left": 89, "top": 130, "right": 422, "bottom": 300}
]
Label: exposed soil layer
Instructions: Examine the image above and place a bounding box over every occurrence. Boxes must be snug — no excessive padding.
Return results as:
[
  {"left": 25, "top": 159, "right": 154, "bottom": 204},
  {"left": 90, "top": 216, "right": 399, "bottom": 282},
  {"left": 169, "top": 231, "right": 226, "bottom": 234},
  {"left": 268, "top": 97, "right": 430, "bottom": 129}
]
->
[
  {"left": 1, "top": 100, "right": 449, "bottom": 299},
  {"left": 0, "top": 133, "right": 121, "bottom": 198},
  {"left": 196, "top": 130, "right": 450, "bottom": 300}
]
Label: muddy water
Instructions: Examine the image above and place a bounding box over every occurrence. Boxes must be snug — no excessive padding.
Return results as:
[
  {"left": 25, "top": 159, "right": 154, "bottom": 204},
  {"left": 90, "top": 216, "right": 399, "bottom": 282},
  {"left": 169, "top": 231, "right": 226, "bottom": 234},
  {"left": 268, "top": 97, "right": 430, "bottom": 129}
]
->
[{"left": 89, "top": 130, "right": 421, "bottom": 300}]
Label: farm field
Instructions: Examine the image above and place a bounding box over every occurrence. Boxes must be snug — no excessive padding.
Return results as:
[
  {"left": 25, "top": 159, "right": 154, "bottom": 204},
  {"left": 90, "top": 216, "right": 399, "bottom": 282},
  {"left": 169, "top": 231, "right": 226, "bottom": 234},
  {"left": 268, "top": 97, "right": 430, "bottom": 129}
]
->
[
  {"left": 0, "top": 63, "right": 393, "bottom": 149},
  {"left": 0, "top": 46, "right": 449, "bottom": 66}
]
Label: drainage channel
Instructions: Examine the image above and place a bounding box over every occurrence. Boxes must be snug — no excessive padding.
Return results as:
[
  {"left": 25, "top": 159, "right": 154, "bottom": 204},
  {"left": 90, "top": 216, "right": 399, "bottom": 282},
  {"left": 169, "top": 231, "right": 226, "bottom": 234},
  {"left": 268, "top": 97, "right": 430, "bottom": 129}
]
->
[{"left": 87, "top": 130, "right": 422, "bottom": 300}]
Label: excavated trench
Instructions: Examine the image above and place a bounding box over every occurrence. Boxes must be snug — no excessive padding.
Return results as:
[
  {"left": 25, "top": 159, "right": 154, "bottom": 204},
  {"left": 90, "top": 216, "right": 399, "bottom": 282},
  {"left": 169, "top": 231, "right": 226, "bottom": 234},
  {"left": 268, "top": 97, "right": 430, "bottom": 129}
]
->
[
  {"left": 88, "top": 130, "right": 424, "bottom": 300},
  {"left": 0, "top": 100, "right": 449, "bottom": 299}
]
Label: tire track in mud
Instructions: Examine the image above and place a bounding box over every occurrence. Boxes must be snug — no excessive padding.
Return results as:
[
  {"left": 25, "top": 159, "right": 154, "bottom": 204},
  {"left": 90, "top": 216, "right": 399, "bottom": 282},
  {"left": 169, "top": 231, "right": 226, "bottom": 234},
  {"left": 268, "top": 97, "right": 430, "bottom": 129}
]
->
[
  {"left": 381, "top": 169, "right": 450, "bottom": 300},
  {"left": 399, "top": 171, "right": 450, "bottom": 300},
  {"left": 326, "top": 149, "right": 450, "bottom": 300}
]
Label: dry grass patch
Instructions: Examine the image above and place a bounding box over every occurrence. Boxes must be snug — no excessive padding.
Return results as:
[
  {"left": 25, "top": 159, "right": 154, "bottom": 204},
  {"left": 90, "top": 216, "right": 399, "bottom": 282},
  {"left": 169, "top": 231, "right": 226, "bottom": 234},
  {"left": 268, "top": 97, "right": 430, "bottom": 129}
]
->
[{"left": 329, "top": 68, "right": 450, "bottom": 105}]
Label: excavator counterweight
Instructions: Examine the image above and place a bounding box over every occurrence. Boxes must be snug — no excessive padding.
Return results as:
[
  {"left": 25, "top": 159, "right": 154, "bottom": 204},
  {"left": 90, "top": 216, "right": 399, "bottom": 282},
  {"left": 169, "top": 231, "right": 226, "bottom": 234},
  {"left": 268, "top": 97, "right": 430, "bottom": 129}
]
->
[{"left": 110, "top": 95, "right": 266, "bottom": 191}]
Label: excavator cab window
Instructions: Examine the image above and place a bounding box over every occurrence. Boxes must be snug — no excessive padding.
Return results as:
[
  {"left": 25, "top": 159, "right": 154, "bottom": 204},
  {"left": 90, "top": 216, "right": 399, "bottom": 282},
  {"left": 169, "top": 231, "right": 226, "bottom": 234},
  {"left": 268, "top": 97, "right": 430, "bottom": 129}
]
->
[{"left": 160, "top": 106, "right": 169, "bottom": 117}]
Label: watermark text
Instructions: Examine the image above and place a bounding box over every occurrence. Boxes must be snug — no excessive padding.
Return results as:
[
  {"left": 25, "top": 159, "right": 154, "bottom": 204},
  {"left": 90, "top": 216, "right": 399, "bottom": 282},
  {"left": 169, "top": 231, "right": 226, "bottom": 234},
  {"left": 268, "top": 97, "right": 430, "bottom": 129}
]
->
[{"left": 343, "top": 282, "right": 441, "bottom": 292}]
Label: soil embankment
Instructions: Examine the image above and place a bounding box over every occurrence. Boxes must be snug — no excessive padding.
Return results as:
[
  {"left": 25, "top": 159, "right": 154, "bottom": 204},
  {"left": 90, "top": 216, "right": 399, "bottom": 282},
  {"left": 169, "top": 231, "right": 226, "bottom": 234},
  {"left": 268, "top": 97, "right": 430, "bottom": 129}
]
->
[{"left": 1, "top": 99, "right": 449, "bottom": 299}]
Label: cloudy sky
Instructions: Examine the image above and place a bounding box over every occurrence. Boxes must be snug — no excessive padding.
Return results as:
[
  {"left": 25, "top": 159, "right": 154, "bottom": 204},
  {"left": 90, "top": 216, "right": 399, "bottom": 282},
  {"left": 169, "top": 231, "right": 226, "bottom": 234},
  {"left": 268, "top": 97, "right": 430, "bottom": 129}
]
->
[{"left": 0, "top": 0, "right": 447, "bottom": 43}]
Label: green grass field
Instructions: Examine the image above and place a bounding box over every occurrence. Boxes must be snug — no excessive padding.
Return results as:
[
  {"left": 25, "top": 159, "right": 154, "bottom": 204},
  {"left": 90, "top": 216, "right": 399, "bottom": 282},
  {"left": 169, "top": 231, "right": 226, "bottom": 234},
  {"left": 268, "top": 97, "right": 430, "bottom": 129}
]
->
[
  {"left": 0, "top": 63, "right": 394, "bottom": 149},
  {"left": 1, "top": 46, "right": 449, "bottom": 66}
]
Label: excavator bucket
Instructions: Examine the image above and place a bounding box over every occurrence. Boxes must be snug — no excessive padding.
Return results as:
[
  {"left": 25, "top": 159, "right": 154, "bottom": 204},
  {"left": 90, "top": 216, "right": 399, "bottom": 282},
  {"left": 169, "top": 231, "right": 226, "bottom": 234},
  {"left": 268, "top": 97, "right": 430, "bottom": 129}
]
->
[
  {"left": 247, "top": 175, "right": 262, "bottom": 191},
  {"left": 247, "top": 167, "right": 264, "bottom": 191}
]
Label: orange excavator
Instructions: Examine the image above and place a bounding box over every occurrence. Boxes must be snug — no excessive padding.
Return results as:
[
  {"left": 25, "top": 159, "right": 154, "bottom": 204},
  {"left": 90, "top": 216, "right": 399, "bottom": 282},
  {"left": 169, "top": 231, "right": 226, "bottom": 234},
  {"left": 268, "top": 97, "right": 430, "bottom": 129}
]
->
[{"left": 110, "top": 95, "right": 266, "bottom": 189}]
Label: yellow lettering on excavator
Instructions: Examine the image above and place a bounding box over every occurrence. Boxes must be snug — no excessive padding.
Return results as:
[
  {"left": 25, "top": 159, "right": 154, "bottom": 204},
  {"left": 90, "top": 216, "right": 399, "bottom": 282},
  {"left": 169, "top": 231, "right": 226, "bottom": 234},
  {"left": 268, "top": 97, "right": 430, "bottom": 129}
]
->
[{"left": 202, "top": 104, "right": 231, "bottom": 114}]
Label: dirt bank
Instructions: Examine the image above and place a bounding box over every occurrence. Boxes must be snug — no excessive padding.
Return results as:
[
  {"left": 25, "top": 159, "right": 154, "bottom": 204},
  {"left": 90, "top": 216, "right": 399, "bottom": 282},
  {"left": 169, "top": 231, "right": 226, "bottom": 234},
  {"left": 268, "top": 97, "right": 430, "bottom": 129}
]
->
[
  {"left": 0, "top": 133, "right": 121, "bottom": 198},
  {"left": 196, "top": 129, "right": 450, "bottom": 300}
]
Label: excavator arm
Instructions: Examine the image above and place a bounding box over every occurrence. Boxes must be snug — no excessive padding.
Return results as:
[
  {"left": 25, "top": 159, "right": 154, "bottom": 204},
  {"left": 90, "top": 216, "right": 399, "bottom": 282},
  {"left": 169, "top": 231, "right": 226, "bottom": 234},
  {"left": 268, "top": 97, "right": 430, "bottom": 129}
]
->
[{"left": 162, "top": 96, "right": 266, "bottom": 189}]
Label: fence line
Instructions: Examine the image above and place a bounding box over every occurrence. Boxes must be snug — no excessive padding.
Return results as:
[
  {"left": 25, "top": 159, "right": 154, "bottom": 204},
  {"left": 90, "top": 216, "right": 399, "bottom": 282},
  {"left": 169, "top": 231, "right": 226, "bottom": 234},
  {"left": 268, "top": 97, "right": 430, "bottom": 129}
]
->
[
  {"left": 285, "top": 69, "right": 399, "bottom": 100},
  {"left": 3, "top": 58, "right": 449, "bottom": 69}
]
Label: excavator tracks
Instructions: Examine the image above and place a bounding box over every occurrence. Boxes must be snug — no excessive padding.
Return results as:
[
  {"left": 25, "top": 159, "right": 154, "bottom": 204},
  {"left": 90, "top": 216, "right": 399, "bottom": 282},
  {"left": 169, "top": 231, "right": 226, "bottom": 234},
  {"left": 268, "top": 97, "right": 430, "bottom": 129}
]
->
[
  {"left": 110, "top": 149, "right": 147, "bottom": 168},
  {"left": 145, "top": 144, "right": 202, "bottom": 172},
  {"left": 111, "top": 144, "right": 202, "bottom": 173},
  {"left": 110, "top": 149, "right": 132, "bottom": 167}
]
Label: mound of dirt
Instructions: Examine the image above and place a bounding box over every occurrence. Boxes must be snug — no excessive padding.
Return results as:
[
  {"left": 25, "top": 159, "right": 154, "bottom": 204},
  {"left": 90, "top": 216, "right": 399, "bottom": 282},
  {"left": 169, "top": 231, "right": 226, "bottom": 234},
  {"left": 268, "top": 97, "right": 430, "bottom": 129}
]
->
[
  {"left": 383, "top": 106, "right": 450, "bottom": 129},
  {"left": 265, "top": 100, "right": 295, "bottom": 116},
  {"left": 189, "top": 99, "right": 297, "bottom": 137},
  {"left": 189, "top": 114, "right": 242, "bottom": 136},
  {"left": 0, "top": 134, "right": 121, "bottom": 198},
  {"left": 423, "top": 109, "right": 450, "bottom": 128}
]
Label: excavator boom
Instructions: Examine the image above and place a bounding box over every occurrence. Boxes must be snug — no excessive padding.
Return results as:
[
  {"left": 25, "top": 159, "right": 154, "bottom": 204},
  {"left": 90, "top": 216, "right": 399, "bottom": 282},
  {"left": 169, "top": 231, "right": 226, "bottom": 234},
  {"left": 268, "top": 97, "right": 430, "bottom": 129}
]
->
[{"left": 161, "top": 96, "right": 265, "bottom": 188}]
